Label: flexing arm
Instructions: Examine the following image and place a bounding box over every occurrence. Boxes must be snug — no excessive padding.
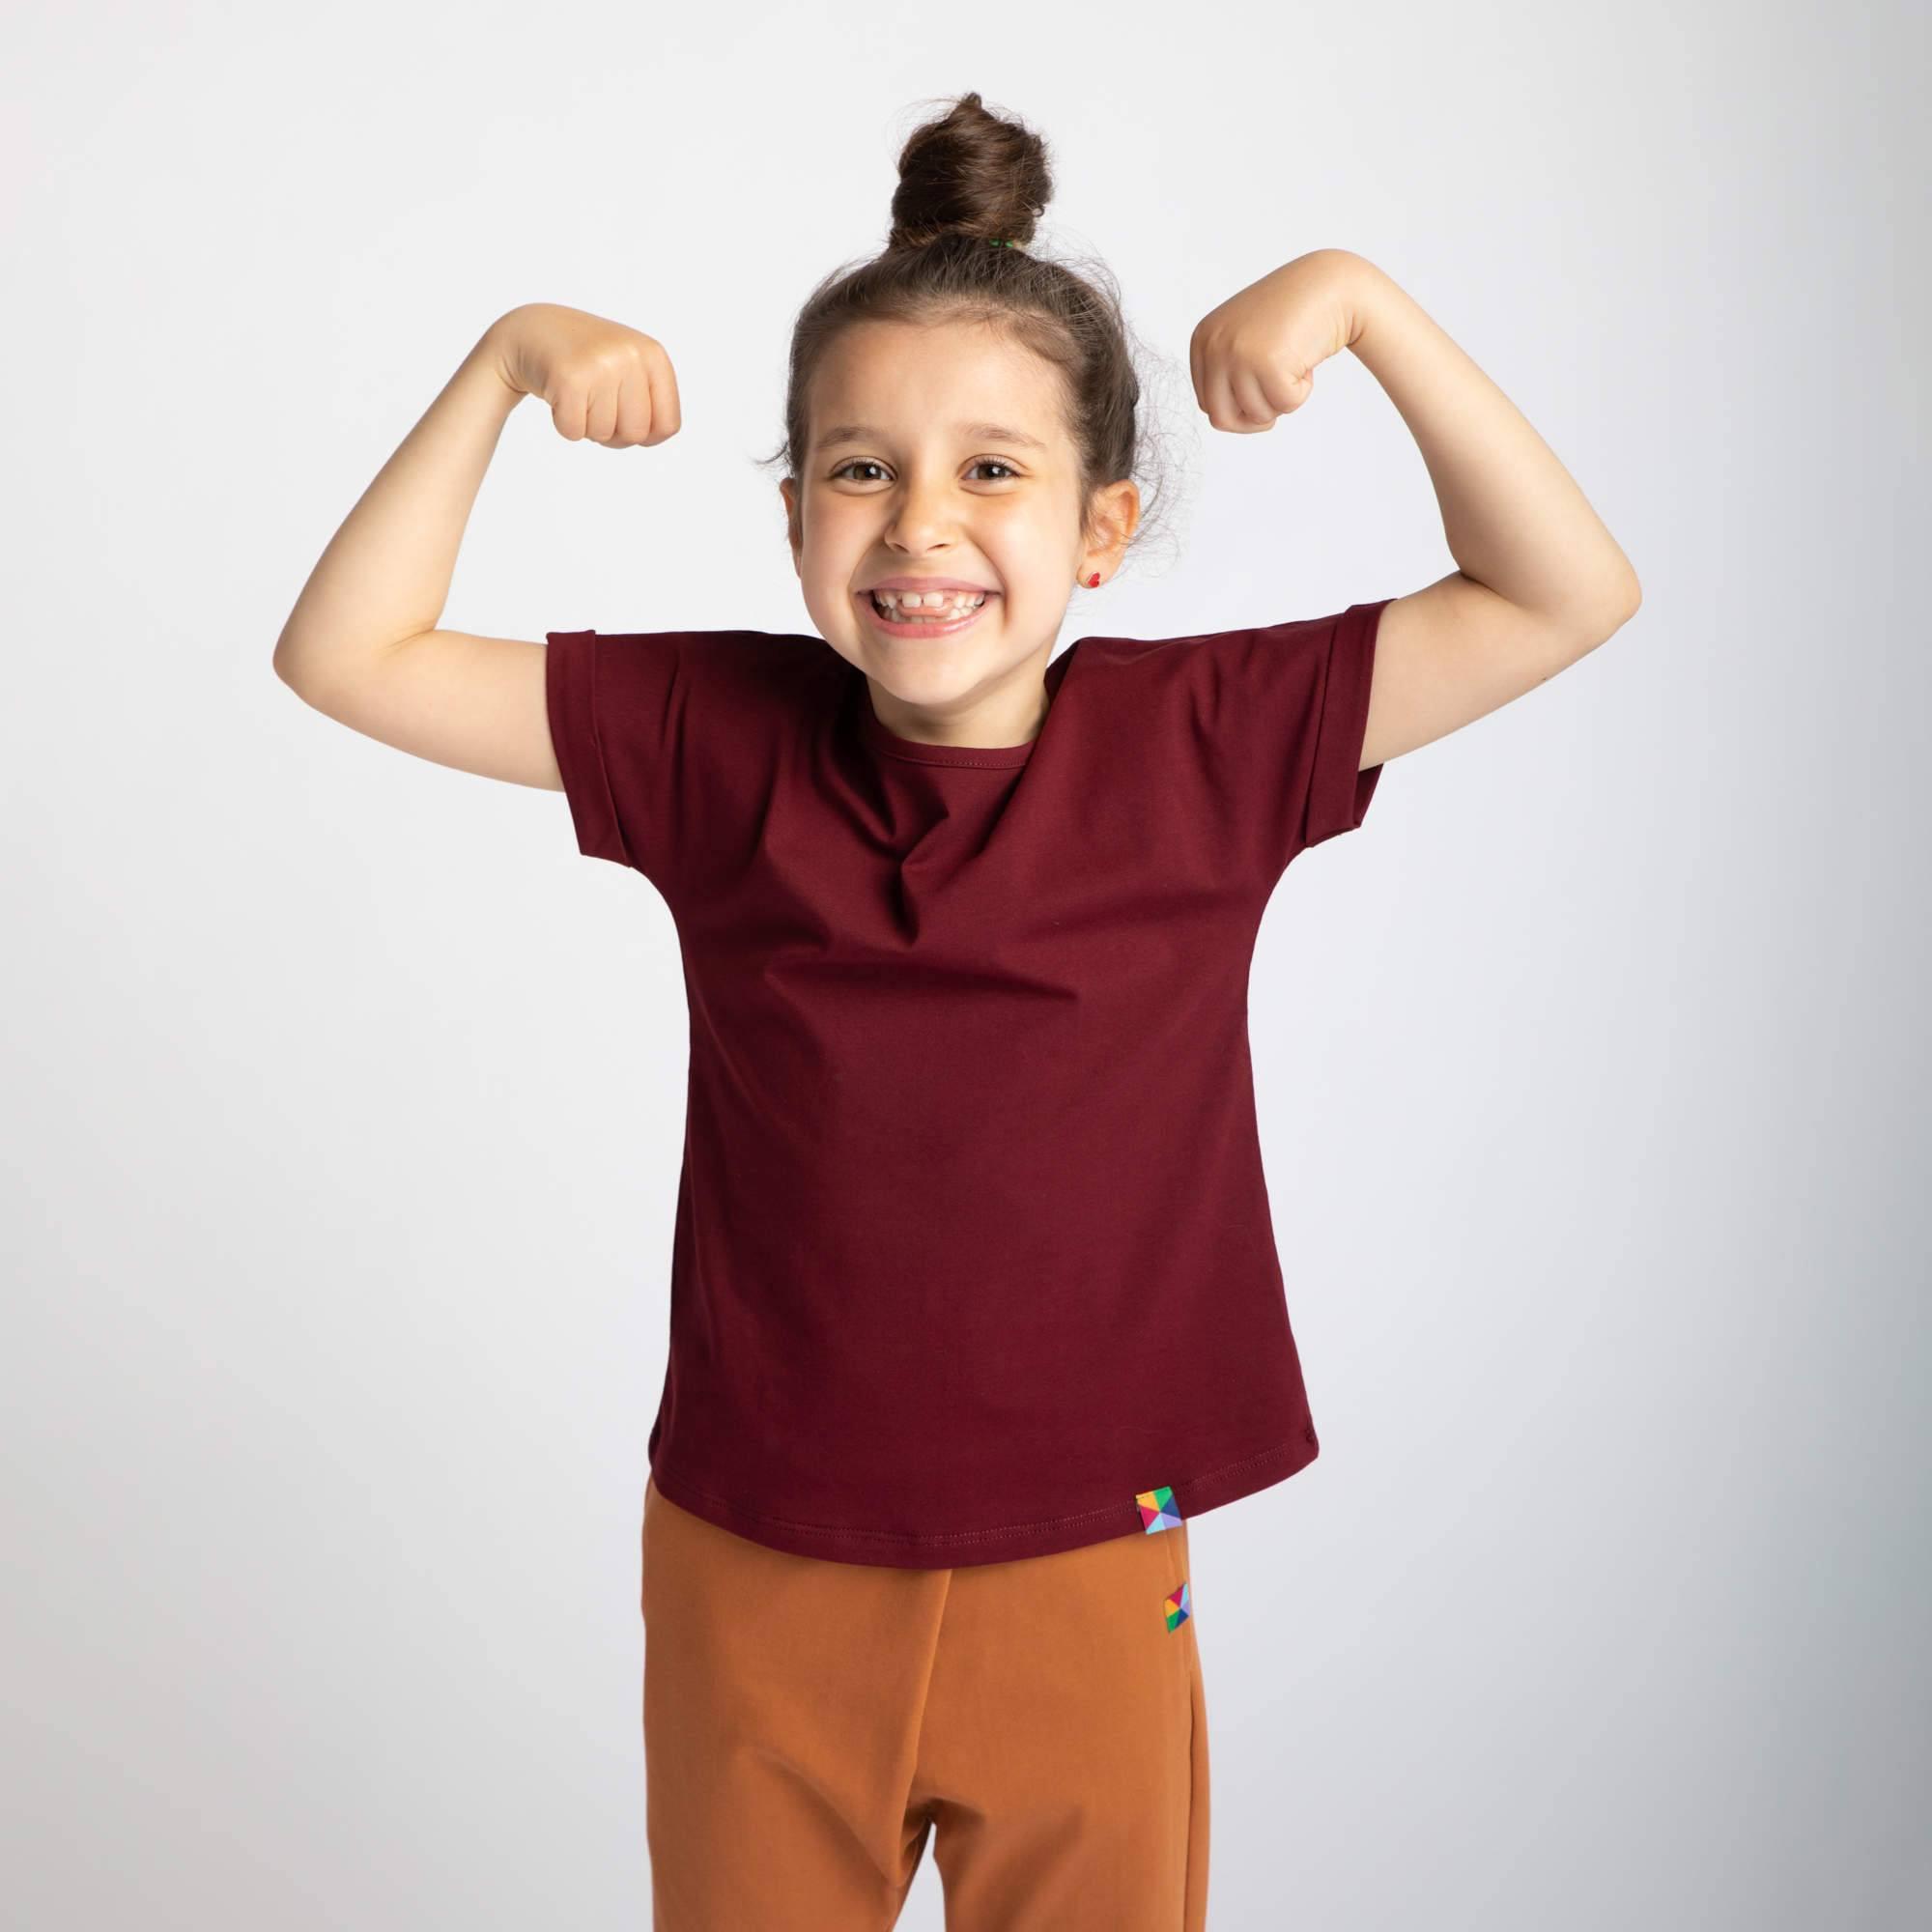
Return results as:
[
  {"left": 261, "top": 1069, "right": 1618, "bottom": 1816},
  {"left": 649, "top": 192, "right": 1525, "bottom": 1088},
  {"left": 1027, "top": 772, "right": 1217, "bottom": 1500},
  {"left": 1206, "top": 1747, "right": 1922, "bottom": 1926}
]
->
[
  {"left": 271, "top": 303, "right": 681, "bottom": 789},
  {"left": 1189, "top": 249, "right": 1641, "bottom": 772},
  {"left": 1339, "top": 254, "right": 1640, "bottom": 769}
]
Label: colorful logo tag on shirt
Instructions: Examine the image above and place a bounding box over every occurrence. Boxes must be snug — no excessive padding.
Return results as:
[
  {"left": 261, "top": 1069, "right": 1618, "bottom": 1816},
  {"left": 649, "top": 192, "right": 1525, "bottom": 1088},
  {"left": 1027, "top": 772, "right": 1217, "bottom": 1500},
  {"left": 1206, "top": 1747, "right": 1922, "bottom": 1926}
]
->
[
  {"left": 1136, "top": 1486, "right": 1182, "bottom": 1533},
  {"left": 1163, "top": 1579, "right": 1192, "bottom": 1631}
]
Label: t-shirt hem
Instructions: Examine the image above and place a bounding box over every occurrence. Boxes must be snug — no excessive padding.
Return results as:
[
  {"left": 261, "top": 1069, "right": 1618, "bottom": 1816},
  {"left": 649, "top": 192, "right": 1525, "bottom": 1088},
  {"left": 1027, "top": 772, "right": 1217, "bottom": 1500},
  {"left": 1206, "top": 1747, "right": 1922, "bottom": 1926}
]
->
[
  {"left": 1303, "top": 598, "right": 1390, "bottom": 849},
  {"left": 543, "top": 630, "right": 628, "bottom": 866},
  {"left": 644, "top": 1429, "right": 1321, "bottom": 1570}
]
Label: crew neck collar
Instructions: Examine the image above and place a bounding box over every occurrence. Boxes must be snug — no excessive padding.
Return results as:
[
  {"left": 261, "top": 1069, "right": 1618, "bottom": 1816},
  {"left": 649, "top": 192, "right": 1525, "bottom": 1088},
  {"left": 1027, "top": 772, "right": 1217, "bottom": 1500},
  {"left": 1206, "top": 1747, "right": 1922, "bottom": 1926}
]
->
[{"left": 856, "top": 647, "right": 1076, "bottom": 769}]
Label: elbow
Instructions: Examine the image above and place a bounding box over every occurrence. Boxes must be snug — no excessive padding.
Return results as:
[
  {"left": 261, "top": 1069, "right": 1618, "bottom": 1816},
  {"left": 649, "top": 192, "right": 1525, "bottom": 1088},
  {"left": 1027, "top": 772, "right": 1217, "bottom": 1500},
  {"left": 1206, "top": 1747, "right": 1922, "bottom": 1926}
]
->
[
  {"left": 1555, "top": 573, "right": 1641, "bottom": 668},
  {"left": 272, "top": 634, "right": 338, "bottom": 711},
  {"left": 1586, "top": 566, "right": 1643, "bottom": 645},
  {"left": 272, "top": 639, "right": 311, "bottom": 702},
  {"left": 1607, "top": 548, "right": 1643, "bottom": 621}
]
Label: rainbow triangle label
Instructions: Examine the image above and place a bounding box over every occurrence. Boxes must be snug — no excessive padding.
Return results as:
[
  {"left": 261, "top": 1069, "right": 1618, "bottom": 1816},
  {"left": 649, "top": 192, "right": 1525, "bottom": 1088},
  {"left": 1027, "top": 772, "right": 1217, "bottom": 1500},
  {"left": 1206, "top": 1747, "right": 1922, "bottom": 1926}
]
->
[
  {"left": 1136, "top": 1485, "right": 1183, "bottom": 1533},
  {"left": 1163, "top": 1579, "right": 1192, "bottom": 1631}
]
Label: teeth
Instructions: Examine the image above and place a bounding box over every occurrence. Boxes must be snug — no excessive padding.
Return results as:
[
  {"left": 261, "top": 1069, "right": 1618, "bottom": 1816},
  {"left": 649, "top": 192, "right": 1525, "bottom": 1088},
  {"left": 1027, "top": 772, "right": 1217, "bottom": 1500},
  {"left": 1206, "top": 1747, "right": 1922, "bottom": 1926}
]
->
[{"left": 869, "top": 588, "right": 989, "bottom": 616}]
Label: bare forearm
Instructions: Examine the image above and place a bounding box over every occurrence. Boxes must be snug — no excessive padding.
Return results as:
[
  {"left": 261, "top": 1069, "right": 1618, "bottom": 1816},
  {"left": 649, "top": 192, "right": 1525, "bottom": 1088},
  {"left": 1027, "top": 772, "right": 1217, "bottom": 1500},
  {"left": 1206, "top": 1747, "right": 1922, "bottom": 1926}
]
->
[
  {"left": 272, "top": 314, "right": 525, "bottom": 691},
  {"left": 1341, "top": 256, "right": 1639, "bottom": 627}
]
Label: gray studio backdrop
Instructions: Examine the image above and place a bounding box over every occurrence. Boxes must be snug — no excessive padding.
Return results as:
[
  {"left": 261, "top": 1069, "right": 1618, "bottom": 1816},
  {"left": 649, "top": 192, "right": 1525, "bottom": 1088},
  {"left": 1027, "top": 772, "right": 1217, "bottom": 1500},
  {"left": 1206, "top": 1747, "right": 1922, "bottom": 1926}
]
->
[{"left": 5, "top": 4, "right": 1925, "bottom": 1928}]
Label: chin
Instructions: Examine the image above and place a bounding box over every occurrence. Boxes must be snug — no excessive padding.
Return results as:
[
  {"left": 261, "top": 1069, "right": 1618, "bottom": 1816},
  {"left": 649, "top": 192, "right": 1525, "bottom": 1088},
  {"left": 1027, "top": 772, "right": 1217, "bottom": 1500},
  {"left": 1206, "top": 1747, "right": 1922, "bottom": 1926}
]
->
[
  {"left": 868, "top": 656, "right": 980, "bottom": 704},
  {"left": 839, "top": 621, "right": 979, "bottom": 677}
]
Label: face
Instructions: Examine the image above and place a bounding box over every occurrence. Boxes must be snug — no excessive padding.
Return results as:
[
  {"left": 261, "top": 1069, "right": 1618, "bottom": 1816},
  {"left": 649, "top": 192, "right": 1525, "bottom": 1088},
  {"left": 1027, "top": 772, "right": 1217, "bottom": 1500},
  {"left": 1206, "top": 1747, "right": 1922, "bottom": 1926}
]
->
[{"left": 779, "top": 317, "right": 1138, "bottom": 743}]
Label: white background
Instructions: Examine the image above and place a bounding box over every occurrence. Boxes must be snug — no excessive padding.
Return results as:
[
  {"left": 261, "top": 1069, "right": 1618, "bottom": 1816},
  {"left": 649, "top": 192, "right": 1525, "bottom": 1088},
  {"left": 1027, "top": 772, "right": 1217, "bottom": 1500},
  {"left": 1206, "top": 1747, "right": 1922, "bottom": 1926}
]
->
[{"left": 4, "top": 2, "right": 1925, "bottom": 1926}]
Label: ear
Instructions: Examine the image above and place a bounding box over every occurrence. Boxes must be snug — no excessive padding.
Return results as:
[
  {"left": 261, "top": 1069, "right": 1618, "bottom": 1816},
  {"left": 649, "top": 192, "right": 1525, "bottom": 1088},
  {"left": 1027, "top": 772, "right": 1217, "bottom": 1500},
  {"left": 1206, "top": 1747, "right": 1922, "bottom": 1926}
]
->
[
  {"left": 779, "top": 477, "right": 803, "bottom": 574},
  {"left": 1080, "top": 479, "right": 1142, "bottom": 579}
]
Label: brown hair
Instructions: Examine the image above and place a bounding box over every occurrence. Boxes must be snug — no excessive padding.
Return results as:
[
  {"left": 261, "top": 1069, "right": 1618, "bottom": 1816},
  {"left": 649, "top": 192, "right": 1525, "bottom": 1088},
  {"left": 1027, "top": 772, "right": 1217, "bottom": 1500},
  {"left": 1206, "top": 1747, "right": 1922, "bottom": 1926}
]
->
[{"left": 759, "top": 91, "right": 1177, "bottom": 568}]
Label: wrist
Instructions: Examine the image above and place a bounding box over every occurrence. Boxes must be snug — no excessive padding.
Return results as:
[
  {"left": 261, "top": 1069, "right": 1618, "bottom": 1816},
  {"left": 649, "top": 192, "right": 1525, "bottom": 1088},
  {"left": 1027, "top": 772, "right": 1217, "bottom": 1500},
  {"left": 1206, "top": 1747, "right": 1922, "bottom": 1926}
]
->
[
  {"left": 473, "top": 309, "right": 533, "bottom": 405},
  {"left": 1326, "top": 251, "right": 1394, "bottom": 353}
]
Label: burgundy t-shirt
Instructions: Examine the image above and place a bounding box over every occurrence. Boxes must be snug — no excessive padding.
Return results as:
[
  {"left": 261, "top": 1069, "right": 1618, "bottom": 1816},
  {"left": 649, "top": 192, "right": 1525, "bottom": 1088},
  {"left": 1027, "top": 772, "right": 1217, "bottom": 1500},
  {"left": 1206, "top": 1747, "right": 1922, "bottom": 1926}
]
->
[{"left": 545, "top": 599, "right": 1390, "bottom": 1567}]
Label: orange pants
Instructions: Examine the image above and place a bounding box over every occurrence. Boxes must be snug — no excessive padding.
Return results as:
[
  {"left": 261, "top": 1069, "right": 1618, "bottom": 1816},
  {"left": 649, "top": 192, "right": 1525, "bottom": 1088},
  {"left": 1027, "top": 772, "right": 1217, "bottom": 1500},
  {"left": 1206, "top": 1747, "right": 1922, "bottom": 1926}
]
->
[{"left": 640, "top": 1474, "right": 1210, "bottom": 1929}]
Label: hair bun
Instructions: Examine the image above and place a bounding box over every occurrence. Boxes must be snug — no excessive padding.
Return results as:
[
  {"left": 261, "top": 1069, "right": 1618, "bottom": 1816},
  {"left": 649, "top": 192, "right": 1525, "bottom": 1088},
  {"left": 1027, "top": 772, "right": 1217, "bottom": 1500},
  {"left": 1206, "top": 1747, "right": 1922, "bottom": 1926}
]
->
[{"left": 887, "top": 91, "right": 1053, "bottom": 252}]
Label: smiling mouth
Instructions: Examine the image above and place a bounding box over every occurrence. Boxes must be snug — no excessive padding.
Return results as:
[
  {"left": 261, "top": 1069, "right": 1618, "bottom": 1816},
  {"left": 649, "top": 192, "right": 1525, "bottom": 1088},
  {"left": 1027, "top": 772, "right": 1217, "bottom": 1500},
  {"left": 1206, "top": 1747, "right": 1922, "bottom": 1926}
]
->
[{"left": 858, "top": 590, "right": 999, "bottom": 637}]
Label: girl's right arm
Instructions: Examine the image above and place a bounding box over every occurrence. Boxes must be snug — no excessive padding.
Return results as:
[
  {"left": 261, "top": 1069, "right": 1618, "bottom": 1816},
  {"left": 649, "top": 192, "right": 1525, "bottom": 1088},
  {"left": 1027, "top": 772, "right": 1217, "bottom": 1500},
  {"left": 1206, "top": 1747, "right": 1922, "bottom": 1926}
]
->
[{"left": 271, "top": 303, "right": 681, "bottom": 790}]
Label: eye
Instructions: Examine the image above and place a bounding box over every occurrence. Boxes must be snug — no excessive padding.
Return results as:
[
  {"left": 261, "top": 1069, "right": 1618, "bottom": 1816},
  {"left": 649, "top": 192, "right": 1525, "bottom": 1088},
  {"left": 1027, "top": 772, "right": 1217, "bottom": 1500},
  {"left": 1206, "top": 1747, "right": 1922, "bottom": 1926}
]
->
[{"left": 828, "top": 458, "right": 1022, "bottom": 483}]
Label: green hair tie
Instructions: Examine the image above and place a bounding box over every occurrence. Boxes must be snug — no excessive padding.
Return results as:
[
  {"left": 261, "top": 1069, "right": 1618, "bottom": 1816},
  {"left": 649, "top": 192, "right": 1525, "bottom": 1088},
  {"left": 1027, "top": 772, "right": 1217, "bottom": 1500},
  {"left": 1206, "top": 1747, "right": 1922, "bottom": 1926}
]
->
[{"left": 987, "top": 237, "right": 1017, "bottom": 247}]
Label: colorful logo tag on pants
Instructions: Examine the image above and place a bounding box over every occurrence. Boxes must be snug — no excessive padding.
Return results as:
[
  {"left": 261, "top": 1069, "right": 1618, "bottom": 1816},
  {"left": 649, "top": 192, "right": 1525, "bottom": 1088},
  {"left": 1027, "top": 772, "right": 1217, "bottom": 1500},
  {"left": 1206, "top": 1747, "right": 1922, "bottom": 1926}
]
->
[
  {"left": 1136, "top": 1485, "right": 1183, "bottom": 1533},
  {"left": 1163, "top": 1579, "right": 1192, "bottom": 1631}
]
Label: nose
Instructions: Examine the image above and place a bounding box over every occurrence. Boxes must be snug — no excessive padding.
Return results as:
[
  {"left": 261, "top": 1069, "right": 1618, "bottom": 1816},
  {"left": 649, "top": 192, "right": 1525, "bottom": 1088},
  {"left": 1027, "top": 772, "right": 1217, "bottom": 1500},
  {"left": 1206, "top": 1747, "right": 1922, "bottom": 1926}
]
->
[{"left": 881, "top": 475, "right": 959, "bottom": 554}]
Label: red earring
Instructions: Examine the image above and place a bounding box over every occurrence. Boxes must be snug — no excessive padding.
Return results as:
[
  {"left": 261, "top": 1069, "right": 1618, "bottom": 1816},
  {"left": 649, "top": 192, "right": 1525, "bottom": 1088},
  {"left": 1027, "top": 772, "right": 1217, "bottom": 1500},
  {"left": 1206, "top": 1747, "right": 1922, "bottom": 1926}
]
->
[{"left": 1087, "top": 572, "right": 1101, "bottom": 587}]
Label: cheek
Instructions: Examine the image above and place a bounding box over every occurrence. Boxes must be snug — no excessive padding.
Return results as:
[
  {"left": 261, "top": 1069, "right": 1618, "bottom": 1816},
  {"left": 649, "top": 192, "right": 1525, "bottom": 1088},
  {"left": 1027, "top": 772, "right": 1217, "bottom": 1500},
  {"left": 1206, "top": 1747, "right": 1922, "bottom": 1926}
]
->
[{"left": 799, "top": 525, "right": 867, "bottom": 593}]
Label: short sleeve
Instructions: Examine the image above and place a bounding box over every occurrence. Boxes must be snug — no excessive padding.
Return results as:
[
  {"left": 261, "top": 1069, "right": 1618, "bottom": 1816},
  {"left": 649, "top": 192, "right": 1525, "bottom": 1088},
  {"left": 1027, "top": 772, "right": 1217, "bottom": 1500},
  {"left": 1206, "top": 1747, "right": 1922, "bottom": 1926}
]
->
[
  {"left": 1186, "top": 596, "right": 1393, "bottom": 881},
  {"left": 544, "top": 627, "right": 827, "bottom": 903},
  {"left": 544, "top": 628, "right": 687, "bottom": 879}
]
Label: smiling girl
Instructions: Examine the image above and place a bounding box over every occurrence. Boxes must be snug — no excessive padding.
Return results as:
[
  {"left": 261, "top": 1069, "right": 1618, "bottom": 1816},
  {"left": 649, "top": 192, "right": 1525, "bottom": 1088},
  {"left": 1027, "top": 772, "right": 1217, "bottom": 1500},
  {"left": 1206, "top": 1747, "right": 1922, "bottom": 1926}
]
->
[{"left": 274, "top": 90, "right": 1638, "bottom": 1932}]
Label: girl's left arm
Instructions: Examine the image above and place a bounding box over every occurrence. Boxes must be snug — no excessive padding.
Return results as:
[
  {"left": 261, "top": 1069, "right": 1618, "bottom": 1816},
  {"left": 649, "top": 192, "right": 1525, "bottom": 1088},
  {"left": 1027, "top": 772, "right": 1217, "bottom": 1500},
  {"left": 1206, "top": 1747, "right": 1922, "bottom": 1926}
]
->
[{"left": 1190, "top": 248, "right": 1642, "bottom": 771}]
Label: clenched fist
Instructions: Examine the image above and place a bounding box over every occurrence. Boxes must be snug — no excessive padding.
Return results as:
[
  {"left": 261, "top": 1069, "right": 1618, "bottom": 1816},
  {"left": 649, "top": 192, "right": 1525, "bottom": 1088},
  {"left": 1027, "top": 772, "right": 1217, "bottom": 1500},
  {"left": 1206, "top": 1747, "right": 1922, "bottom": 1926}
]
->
[
  {"left": 491, "top": 302, "right": 682, "bottom": 448},
  {"left": 1188, "top": 250, "right": 1373, "bottom": 433}
]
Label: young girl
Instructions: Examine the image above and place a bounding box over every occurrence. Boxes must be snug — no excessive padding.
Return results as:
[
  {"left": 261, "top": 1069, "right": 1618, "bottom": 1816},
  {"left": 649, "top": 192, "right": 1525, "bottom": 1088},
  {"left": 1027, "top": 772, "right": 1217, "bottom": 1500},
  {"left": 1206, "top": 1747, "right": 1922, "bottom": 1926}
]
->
[{"left": 274, "top": 90, "right": 1638, "bottom": 1932}]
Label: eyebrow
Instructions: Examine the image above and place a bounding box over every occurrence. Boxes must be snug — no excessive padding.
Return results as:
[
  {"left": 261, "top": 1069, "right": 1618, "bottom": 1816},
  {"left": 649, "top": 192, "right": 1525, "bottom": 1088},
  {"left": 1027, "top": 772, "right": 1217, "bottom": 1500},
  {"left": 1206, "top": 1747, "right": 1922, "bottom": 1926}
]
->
[{"left": 812, "top": 420, "right": 1048, "bottom": 454}]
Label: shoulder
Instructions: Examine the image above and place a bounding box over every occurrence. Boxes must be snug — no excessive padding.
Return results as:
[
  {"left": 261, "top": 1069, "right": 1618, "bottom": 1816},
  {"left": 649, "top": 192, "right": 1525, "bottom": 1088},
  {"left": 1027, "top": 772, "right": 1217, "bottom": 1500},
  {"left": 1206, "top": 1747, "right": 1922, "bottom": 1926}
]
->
[
  {"left": 1072, "top": 610, "right": 1343, "bottom": 669},
  {"left": 553, "top": 626, "right": 843, "bottom": 708},
  {"left": 571, "top": 626, "right": 830, "bottom": 671},
  {"left": 1067, "top": 610, "right": 1350, "bottom": 706}
]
